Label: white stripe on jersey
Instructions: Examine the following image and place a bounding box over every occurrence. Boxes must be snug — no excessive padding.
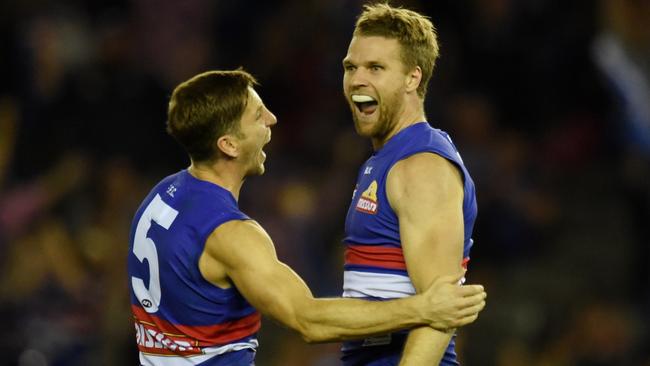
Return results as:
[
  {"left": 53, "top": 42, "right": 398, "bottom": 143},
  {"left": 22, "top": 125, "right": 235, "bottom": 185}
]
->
[
  {"left": 343, "top": 270, "right": 416, "bottom": 299},
  {"left": 139, "top": 339, "right": 258, "bottom": 365}
]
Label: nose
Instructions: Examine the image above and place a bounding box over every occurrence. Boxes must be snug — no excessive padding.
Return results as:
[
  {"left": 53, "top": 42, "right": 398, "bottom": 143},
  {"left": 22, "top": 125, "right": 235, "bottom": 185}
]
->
[
  {"left": 347, "top": 68, "right": 369, "bottom": 90},
  {"left": 265, "top": 110, "right": 277, "bottom": 127}
]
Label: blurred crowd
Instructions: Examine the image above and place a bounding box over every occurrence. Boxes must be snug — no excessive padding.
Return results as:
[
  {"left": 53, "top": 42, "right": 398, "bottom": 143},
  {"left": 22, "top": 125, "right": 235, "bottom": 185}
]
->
[{"left": 0, "top": 0, "right": 649, "bottom": 365}]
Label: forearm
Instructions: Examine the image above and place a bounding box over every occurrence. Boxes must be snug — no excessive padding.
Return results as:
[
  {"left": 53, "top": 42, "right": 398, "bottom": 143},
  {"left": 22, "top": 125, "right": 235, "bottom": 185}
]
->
[
  {"left": 296, "top": 296, "right": 425, "bottom": 343},
  {"left": 399, "top": 326, "right": 453, "bottom": 365}
]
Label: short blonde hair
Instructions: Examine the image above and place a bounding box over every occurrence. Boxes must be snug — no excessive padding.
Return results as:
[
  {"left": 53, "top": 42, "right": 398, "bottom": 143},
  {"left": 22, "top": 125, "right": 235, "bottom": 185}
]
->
[{"left": 354, "top": 3, "right": 439, "bottom": 98}]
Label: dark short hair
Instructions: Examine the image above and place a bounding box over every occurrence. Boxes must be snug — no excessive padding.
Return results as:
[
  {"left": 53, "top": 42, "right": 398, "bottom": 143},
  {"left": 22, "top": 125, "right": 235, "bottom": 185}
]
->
[{"left": 166, "top": 69, "right": 258, "bottom": 162}]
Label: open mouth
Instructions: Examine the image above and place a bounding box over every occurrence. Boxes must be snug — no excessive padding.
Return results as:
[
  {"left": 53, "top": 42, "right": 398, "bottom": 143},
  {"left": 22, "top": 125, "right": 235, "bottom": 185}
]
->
[
  {"left": 352, "top": 94, "right": 378, "bottom": 115},
  {"left": 263, "top": 130, "right": 272, "bottom": 146},
  {"left": 261, "top": 132, "right": 271, "bottom": 159}
]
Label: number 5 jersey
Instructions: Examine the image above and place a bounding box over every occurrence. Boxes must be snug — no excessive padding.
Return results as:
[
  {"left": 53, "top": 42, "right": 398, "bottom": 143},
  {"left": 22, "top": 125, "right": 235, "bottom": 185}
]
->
[{"left": 127, "top": 170, "right": 260, "bottom": 365}]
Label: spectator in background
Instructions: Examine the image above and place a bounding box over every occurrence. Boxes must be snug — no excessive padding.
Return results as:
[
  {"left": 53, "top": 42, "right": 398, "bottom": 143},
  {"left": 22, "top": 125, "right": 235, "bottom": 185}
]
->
[{"left": 593, "top": 0, "right": 650, "bottom": 305}]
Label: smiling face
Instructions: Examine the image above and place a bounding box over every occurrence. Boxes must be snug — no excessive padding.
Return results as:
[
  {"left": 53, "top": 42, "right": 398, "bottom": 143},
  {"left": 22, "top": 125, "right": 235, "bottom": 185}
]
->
[
  {"left": 234, "top": 87, "right": 277, "bottom": 177},
  {"left": 343, "top": 36, "right": 410, "bottom": 142}
]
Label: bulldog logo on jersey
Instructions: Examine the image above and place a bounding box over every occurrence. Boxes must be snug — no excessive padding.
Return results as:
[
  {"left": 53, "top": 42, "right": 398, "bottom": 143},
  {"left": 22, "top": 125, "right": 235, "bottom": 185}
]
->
[{"left": 355, "top": 180, "right": 379, "bottom": 214}]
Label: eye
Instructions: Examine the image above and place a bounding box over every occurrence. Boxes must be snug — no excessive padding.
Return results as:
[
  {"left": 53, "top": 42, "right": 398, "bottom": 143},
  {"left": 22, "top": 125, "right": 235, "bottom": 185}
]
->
[
  {"left": 344, "top": 64, "right": 357, "bottom": 72},
  {"left": 370, "top": 65, "right": 383, "bottom": 72}
]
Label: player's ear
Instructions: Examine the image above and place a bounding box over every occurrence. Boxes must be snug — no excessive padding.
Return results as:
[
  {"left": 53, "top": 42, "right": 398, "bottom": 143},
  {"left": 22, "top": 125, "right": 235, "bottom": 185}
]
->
[
  {"left": 405, "top": 66, "right": 422, "bottom": 94},
  {"left": 216, "top": 135, "right": 239, "bottom": 158}
]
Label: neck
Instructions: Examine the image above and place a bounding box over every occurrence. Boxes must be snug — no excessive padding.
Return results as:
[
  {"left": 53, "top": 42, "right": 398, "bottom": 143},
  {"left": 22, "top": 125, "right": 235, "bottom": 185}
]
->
[
  {"left": 371, "top": 97, "right": 426, "bottom": 150},
  {"left": 187, "top": 159, "right": 245, "bottom": 201}
]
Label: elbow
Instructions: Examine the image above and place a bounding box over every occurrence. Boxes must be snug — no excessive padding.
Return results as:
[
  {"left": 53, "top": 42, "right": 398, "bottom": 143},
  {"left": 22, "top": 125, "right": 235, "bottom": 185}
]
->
[
  {"left": 288, "top": 299, "right": 338, "bottom": 343},
  {"left": 300, "top": 330, "right": 330, "bottom": 344},
  {"left": 294, "top": 314, "right": 327, "bottom": 344},
  {"left": 300, "top": 332, "right": 320, "bottom": 344},
  {"left": 295, "top": 317, "right": 318, "bottom": 344}
]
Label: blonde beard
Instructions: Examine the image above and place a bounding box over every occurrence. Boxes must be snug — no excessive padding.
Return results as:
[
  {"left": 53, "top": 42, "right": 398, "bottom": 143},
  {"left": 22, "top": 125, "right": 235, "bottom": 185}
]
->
[{"left": 351, "top": 92, "right": 402, "bottom": 141}]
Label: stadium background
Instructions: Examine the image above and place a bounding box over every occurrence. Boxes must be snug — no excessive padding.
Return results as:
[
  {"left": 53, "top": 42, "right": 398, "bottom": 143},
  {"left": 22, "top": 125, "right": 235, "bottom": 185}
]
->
[{"left": 0, "top": 0, "right": 649, "bottom": 365}]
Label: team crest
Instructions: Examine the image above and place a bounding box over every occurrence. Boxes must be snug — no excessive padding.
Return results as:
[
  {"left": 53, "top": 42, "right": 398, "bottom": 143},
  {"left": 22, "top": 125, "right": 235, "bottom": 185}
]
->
[{"left": 355, "top": 180, "right": 379, "bottom": 214}]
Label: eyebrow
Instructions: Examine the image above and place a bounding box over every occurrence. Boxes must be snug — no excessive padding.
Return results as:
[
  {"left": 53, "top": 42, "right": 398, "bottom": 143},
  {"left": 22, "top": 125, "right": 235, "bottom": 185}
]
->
[
  {"left": 364, "top": 60, "right": 384, "bottom": 66},
  {"left": 343, "top": 59, "right": 385, "bottom": 67}
]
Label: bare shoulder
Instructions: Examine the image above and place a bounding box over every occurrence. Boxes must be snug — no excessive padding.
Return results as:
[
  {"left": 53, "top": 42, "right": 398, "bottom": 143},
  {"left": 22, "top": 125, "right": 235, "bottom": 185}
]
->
[
  {"left": 387, "top": 153, "right": 463, "bottom": 208},
  {"left": 209, "top": 219, "right": 268, "bottom": 243},
  {"left": 200, "top": 219, "right": 276, "bottom": 287},
  {"left": 205, "top": 219, "right": 274, "bottom": 260}
]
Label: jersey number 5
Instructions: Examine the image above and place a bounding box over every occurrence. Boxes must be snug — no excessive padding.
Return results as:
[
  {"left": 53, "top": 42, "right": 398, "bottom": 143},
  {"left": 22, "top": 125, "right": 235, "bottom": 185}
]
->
[{"left": 131, "top": 194, "right": 179, "bottom": 313}]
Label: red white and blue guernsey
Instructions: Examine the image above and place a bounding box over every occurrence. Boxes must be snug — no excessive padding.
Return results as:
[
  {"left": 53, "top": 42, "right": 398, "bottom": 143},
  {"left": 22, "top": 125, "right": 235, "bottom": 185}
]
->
[
  {"left": 128, "top": 170, "right": 260, "bottom": 366},
  {"left": 342, "top": 122, "right": 477, "bottom": 366}
]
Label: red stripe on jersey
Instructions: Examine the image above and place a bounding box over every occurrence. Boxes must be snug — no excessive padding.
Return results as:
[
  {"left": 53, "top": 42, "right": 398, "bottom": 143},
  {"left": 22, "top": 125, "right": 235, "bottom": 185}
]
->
[
  {"left": 132, "top": 305, "right": 261, "bottom": 348},
  {"left": 345, "top": 245, "right": 471, "bottom": 272},
  {"left": 345, "top": 244, "right": 406, "bottom": 270},
  {"left": 461, "top": 257, "right": 470, "bottom": 269}
]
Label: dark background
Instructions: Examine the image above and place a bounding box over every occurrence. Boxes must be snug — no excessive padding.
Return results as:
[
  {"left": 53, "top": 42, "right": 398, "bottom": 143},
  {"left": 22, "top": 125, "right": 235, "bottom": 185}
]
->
[{"left": 0, "top": 0, "right": 649, "bottom": 365}]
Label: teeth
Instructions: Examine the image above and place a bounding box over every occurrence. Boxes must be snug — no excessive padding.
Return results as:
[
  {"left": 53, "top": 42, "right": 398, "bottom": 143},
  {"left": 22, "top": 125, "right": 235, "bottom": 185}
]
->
[{"left": 351, "top": 95, "right": 376, "bottom": 103}]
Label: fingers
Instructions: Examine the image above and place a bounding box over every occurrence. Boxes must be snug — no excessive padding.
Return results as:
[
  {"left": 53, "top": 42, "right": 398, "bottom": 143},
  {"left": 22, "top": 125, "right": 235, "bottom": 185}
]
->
[
  {"left": 425, "top": 283, "right": 487, "bottom": 330},
  {"left": 454, "top": 312, "right": 480, "bottom": 327},
  {"left": 458, "top": 299, "right": 486, "bottom": 318},
  {"left": 457, "top": 284, "right": 485, "bottom": 297},
  {"left": 456, "top": 291, "right": 487, "bottom": 309},
  {"left": 449, "top": 300, "right": 485, "bottom": 328}
]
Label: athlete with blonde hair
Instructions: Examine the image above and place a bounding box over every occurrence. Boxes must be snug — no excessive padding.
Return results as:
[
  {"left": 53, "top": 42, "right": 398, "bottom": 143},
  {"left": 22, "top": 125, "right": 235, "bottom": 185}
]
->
[{"left": 341, "top": 4, "right": 480, "bottom": 365}]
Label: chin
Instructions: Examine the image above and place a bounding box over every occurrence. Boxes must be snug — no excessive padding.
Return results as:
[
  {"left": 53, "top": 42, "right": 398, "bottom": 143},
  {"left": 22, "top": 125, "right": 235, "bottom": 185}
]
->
[
  {"left": 355, "top": 126, "right": 373, "bottom": 138},
  {"left": 254, "top": 163, "right": 266, "bottom": 176},
  {"left": 243, "top": 164, "right": 265, "bottom": 178},
  {"left": 354, "top": 118, "right": 380, "bottom": 138}
]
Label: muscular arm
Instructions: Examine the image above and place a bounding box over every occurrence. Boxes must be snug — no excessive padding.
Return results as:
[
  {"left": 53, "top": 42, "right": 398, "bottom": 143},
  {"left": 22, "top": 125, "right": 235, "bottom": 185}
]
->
[
  {"left": 198, "top": 218, "right": 483, "bottom": 343},
  {"left": 386, "top": 152, "right": 467, "bottom": 365}
]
